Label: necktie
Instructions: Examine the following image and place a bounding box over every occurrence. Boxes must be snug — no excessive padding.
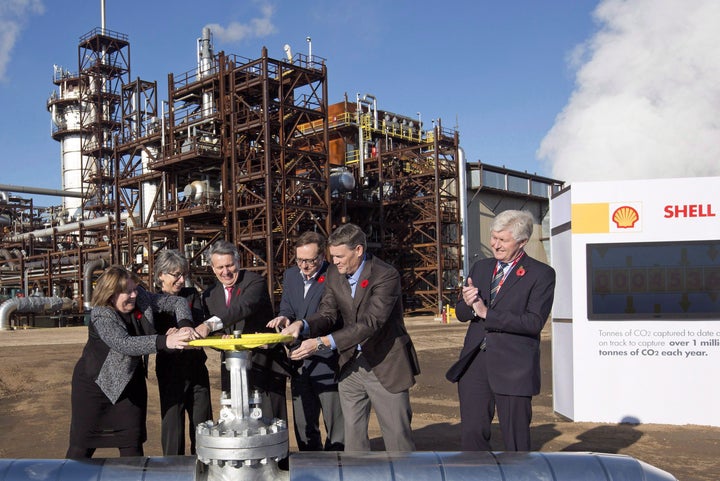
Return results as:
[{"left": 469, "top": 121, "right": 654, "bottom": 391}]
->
[
  {"left": 225, "top": 286, "right": 233, "bottom": 307},
  {"left": 490, "top": 262, "right": 507, "bottom": 304}
]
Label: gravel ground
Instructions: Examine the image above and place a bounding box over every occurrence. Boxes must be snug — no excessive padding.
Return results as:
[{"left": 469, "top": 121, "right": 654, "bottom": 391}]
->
[{"left": 1, "top": 316, "right": 718, "bottom": 480}]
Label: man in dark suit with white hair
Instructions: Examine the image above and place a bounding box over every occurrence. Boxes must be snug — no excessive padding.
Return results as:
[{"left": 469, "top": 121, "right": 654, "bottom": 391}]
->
[{"left": 448, "top": 209, "right": 555, "bottom": 451}]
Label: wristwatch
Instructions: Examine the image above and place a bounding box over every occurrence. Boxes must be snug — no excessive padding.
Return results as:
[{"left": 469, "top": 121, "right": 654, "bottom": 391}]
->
[{"left": 315, "top": 337, "right": 329, "bottom": 351}]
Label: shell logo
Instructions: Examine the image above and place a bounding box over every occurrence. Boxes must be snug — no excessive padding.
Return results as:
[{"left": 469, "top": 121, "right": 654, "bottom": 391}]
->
[{"left": 612, "top": 205, "right": 639, "bottom": 228}]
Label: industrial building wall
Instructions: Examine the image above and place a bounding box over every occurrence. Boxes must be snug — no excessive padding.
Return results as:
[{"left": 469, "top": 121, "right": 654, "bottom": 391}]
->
[{"left": 465, "top": 188, "right": 551, "bottom": 272}]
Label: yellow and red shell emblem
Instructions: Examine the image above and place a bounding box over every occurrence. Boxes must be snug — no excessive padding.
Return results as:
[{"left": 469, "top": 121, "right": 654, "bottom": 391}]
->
[{"left": 612, "top": 205, "right": 639, "bottom": 228}]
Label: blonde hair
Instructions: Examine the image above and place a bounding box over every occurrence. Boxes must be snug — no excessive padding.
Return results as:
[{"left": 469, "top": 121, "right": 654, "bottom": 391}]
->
[{"left": 91, "top": 265, "right": 133, "bottom": 308}]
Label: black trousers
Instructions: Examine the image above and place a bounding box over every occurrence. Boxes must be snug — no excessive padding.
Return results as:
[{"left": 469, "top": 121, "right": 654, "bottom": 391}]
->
[
  {"left": 156, "top": 351, "right": 212, "bottom": 455},
  {"left": 457, "top": 350, "right": 533, "bottom": 451}
]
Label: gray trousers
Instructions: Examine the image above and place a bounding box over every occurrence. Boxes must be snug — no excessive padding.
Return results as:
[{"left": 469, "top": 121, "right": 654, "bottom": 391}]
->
[{"left": 338, "top": 353, "right": 415, "bottom": 451}]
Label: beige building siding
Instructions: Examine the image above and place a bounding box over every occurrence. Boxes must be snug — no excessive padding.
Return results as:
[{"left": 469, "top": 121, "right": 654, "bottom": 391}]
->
[{"left": 463, "top": 163, "right": 561, "bottom": 278}]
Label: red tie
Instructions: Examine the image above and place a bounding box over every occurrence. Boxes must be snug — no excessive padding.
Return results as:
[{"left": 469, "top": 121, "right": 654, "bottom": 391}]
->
[{"left": 225, "top": 286, "right": 233, "bottom": 307}]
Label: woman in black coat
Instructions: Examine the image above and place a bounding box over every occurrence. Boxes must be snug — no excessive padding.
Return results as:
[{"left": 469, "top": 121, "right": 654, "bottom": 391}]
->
[
  {"left": 66, "top": 265, "right": 195, "bottom": 458},
  {"left": 153, "top": 249, "right": 213, "bottom": 456}
]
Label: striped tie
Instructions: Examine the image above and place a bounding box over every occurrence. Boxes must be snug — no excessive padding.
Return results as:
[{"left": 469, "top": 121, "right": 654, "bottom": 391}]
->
[{"left": 490, "top": 262, "right": 507, "bottom": 304}]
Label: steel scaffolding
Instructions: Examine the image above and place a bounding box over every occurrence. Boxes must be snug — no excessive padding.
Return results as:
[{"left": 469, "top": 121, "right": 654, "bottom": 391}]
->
[{"left": 1, "top": 27, "right": 462, "bottom": 327}]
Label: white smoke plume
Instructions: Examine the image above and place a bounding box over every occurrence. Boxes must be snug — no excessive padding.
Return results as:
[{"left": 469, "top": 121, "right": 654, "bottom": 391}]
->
[
  {"left": 0, "top": 0, "right": 44, "bottom": 81},
  {"left": 205, "top": 2, "right": 276, "bottom": 44},
  {"left": 538, "top": 0, "right": 720, "bottom": 182}
]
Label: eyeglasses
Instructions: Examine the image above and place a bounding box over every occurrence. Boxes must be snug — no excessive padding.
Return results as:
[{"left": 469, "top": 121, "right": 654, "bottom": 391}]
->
[
  {"left": 296, "top": 256, "right": 321, "bottom": 266},
  {"left": 166, "top": 272, "right": 187, "bottom": 280}
]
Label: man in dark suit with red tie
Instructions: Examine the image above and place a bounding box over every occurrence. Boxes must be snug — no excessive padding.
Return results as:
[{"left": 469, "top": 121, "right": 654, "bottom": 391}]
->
[
  {"left": 201, "top": 239, "right": 289, "bottom": 422},
  {"left": 448, "top": 210, "right": 555, "bottom": 451},
  {"left": 267, "top": 231, "right": 344, "bottom": 451},
  {"left": 281, "top": 223, "right": 420, "bottom": 451}
]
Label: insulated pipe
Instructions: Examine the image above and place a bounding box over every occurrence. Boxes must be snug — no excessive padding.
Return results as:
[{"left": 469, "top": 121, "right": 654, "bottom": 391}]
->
[
  {"left": 363, "top": 94, "right": 378, "bottom": 129},
  {"left": 0, "top": 249, "right": 18, "bottom": 270},
  {"left": 0, "top": 297, "right": 74, "bottom": 330},
  {"left": 290, "top": 451, "right": 678, "bottom": 481},
  {"left": 0, "top": 452, "right": 677, "bottom": 481},
  {"left": 457, "top": 147, "right": 470, "bottom": 277},
  {"left": 101, "top": 0, "right": 106, "bottom": 33},
  {"left": 5, "top": 213, "right": 129, "bottom": 242},
  {"left": 356, "top": 93, "right": 365, "bottom": 180},
  {"left": 0, "top": 457, "right": 197, "bottom": 481},
  {"left": 83, "top": 257, "right": 108, "bottom": 310},
  {"left": 10, "top": 251, "right": 107, "bottom": 274},
  {"left": 0, "top": 184, "right": 85, "bottom": 199}
]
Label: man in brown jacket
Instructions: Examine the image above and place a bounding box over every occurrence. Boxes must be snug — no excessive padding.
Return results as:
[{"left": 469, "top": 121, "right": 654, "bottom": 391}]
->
[{"left": 281, "top": 223, "right": 420, "bottom": 451}]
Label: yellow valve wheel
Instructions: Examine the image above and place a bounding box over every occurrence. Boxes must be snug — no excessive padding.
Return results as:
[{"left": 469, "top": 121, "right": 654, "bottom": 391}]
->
[{"left": 189, "top": 333, "right": 294, "bottom": 351}]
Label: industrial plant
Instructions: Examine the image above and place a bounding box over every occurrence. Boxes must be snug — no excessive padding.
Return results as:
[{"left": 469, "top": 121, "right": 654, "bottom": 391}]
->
[
  {"left": 0, "top": 21, "right": 462, "bottom": 328},
  {"left": 0, "top": 7, "right": 686, "bottom": 481}
]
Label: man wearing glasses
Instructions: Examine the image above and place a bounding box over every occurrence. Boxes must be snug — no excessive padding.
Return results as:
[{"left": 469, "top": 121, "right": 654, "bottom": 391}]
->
[
  {"left": 268, "top": 231, "right": 345, "bottom": 451},
  {"left": 280, "top": 223, "right": 419, "bottom": 452},
  {"left": 153, "top": 249, "right": 212, "bottom": 456}
]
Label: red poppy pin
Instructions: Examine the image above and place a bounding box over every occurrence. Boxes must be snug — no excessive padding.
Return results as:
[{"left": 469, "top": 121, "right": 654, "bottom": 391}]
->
[
  {"left": 360, "top": 279, "right": 369, "bottom": 288},
  {"left": 134, "top": 309, "right": 143, "bottom": 320},
  {"left": 317, "top": 275, "right": 325, "bottom": 283},
  {"left": 516, "top": 266, "right": 526, "bottom": 277}
]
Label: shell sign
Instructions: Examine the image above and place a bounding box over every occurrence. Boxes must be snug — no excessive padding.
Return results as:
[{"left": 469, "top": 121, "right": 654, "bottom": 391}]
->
[
  {"left": 609, "top": 202, "right": 642, "bottom": 232},
  {"left": 571, "top": 202, "right": 643, "bottom": 233},
  {"left": 611, "top": 205, "right": 639, "bottom": 228}
]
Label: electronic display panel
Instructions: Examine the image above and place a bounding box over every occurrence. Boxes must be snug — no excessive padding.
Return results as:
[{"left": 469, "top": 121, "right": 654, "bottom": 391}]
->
[{"left": 587, "top": 240, "right": 720, "bottom": 319}]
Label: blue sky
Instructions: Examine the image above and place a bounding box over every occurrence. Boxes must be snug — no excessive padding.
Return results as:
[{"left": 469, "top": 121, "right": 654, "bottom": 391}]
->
[
  {"left": 2, "top": 0, "right": 718, "bottom": 205},
  {"left": 0, "top": 0, "right": 597, "bottom": 199}
]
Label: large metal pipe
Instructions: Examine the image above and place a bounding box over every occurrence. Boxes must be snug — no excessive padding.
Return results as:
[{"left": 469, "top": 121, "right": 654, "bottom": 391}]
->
[
  {"left": 458, "top": 147, "right": 470, "bottom": 276},
  {"left": 1, "top": 251, "right": 107, "bottom": 274},
  {"left": 0, "top": 457, "right": 197, "bottom": 481},
  {"left": 290, "top": 451, "right": 677, "bottom": 481},
  {"left": 0, "top": 248, "right": 19, "bottom": 270},
  {"left": 4, "top": 213, "right": 129, "bottom": 242},
  {"left": 101, "top": 0, "right": 106, "bottom": 33},
  {"left": 198, "top": 27, "right": 215, "bottom": 117},
  {"left": 0, "top": 184, "right": 85, "bottom": 199},
  {"left": 0, "top": 452, "right": 677, "bottom": 481},
  {"left": 0, "top": 296, "right": 74, "bottom": 330},
  {"left": 83, "top": 257, "right": 108, "bottom": 310}
]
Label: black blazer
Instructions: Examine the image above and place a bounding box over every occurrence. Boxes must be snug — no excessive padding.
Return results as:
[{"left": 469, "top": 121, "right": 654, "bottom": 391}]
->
[
  {"left": 277, "top": 261, "right": 338, "bottom": 384},
  {"left": 202, "top": 270, "right": 274, "bottom": 334},
  {"left": 306, "top": 253, "right": 420, "bottom": 393},
  {"left": 201, "top": 270, "right": 290, "bottom": 377},
  {"left": 450, "top": 253, "right": 555, "bottom": 396}
]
